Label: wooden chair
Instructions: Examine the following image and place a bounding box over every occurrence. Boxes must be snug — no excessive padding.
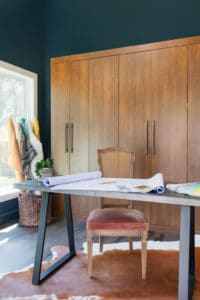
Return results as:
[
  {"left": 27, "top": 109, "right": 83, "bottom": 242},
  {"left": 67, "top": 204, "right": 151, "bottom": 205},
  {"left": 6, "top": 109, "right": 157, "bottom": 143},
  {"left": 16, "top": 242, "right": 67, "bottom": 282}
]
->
[
  {"left": 86, "top": 148, "right": 149, "bottom": 279},
  {"left": 98, "top": 148, "right": 135, "bottom": 252}
]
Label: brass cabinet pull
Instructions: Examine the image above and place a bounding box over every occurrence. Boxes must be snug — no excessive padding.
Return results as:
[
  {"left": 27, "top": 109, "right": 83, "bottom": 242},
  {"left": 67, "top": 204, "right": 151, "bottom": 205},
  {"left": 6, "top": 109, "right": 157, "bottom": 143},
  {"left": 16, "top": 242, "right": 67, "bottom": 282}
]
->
[
  {"left": 69, "top": 123, "right": 74, "bottom": 153},
  {"left": 153, "top": 120, "right": 156, "bottom": 155},
  {"left": 146, "top": 120, "right": 149, "bottom": 155},
  {"left": 65, "top": 123, "right": 69, "bottom": 153}
]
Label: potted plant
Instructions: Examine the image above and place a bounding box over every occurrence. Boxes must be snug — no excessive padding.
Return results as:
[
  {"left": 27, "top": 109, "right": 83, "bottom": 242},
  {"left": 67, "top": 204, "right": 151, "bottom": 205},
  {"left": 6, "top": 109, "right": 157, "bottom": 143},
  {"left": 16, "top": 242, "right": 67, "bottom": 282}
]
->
[{"left": 35, "top": 158, "right": 53, "bottom": 179}]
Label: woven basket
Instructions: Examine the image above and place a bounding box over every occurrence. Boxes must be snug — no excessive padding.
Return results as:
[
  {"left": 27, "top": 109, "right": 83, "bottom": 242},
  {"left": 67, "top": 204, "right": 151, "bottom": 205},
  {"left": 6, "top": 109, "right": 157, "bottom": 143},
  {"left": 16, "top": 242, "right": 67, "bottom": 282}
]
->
[{"left": 18, "top": 192, "right": 52, "bottom": 226}]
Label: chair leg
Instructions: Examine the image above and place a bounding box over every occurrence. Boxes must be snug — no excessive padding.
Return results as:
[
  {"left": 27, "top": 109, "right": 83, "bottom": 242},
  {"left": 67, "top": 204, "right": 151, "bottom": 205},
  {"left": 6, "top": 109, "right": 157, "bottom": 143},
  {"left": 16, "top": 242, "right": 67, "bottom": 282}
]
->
[
  {"left": 141, "top": 231, "right": 148, "bottom": 280},
  {"left": 128, "top": 237, "right": 133, "bottom": 250},
  {"left": 87, "top": 233, "right": 93, "bottom": 277},
  {"left": 99, "top": 235, "right": 104, "bottom": 252}
]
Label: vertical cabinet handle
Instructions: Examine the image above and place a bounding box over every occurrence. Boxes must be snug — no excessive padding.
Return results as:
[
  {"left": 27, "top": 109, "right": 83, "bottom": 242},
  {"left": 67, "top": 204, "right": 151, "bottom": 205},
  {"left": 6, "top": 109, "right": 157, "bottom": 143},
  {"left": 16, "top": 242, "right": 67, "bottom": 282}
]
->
[
  {"left": 69, "top": 123, "right": 74, "bottom": 153},
  {"left": 65, "top": 123, "right": 69, "bottom": 153},
  {"left": 146, "top": 120, "right": 149, "bottom": 155},
  {"left": 153, "top": 120, "right": 156, "bottom": 155}
]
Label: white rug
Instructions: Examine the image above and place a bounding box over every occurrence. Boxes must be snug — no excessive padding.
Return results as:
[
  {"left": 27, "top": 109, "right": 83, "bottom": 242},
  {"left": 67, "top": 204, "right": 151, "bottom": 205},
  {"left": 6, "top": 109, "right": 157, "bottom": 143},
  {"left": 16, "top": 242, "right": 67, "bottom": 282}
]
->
[{"left": 82, "top": 234, "right": 200, "bottom": 254}]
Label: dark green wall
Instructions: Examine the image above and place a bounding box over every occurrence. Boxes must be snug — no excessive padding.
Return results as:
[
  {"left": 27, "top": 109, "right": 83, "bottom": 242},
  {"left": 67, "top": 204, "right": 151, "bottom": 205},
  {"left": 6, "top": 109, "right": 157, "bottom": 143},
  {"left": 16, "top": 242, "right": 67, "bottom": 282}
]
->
[
  {"left": 1, "top": 0, "right": 200, "bottom": 225},
  {"left": 0, "top": 0, "right": 46, "bottom": 152},
  {"left": 0, "top": 0, "right": 45, "bottom": 225},
  {"left": 1, "top": 0, "right": 200, "bottom": 161},
  {"left": 44, "top": 0, "right": 200, "bottom": 157},
  {"left": 45, "top": 0, "right": 200, "bottom": 58}
]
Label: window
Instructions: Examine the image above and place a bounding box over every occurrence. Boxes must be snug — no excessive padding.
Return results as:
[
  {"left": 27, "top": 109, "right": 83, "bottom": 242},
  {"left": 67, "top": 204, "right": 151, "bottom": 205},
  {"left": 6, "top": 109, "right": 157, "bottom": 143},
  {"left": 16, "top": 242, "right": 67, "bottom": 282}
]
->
[{"left": 0, "top": 61, "right": 37, "bottom": 201}]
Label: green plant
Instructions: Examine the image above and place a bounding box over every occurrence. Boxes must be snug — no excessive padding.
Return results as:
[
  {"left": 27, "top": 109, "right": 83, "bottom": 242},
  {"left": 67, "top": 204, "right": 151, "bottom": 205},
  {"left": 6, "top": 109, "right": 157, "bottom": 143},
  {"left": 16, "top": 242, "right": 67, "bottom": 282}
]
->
[{"left": 35, "top": 158, "right": 53, "bottom": 177}]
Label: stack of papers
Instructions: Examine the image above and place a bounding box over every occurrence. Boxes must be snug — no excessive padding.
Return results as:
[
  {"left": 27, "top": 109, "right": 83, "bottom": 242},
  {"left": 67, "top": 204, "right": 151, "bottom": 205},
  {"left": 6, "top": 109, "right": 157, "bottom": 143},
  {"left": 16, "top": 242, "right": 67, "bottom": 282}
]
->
[{"left": 166, "top": 182, "right": 200, "bottom": 196}]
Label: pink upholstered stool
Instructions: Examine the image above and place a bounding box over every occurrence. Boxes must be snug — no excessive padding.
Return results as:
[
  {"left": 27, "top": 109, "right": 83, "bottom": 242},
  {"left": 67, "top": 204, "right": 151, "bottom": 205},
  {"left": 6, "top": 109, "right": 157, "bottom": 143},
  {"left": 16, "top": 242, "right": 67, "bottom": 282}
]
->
[{"left": 87, "top": 207, "right": 149, "bottom": 279}]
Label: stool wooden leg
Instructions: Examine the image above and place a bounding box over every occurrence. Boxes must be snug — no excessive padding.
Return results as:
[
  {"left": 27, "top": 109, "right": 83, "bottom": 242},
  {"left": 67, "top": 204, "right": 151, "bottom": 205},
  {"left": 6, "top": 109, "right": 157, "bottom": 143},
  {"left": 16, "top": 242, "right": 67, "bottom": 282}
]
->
[
  {"left": 87, "top": 233, "right": 93, "bottom": 277},
  {"left": 99, "top": 235, "right": 104, "bottom": 252},
  {"left": 141, "top": 231, "right": 148, "bottom": 280},
  {"left": 128, "top": 237, "right": 133, "bottom": 250}
]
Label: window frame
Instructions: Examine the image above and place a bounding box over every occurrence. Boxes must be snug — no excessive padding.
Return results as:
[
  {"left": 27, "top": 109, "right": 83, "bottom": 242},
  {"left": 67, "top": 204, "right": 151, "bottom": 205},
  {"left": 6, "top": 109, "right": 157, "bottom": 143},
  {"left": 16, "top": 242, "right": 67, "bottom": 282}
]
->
[{"left": 0, "top": 61, "right": 38, "bottom": 202}]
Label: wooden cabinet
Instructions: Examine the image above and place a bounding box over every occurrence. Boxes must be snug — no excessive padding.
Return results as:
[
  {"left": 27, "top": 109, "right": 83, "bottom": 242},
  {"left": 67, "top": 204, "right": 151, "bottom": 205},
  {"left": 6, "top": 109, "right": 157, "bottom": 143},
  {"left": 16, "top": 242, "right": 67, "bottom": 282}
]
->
[
  {"left": 119, "top": 47, "right": 188, "bottom": 231},
  {"left": 51, "top": 60, "right": 89, "bottom": 218},
  {"left": 188, "top": 43, "right": 200, "bottom": 232},
  {"left": 51, "top": 36, "right": 200, "bottom": 232},
  {"left": 51, "top": 56, "right": 118, "bottom": 220}
]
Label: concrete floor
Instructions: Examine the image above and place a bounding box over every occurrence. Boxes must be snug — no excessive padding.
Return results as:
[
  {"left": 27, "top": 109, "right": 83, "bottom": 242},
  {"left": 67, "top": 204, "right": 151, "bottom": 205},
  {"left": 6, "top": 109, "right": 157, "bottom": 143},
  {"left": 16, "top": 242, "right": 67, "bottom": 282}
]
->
[{"left": 0, "top": 218, "right": 179, "bottom": 275}]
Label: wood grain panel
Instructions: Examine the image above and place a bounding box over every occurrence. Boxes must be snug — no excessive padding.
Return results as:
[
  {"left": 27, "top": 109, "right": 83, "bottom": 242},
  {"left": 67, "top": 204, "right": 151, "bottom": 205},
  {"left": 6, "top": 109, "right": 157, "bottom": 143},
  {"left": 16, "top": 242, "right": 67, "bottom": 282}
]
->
[
  {"left": 149, "top": 47, "right": 187, "bottom": 231},
  {"left": 119, "top": 52, "right": 152, "bottom": 178},
  {"left": 188, "top": 44, "right": 200, "bottom": 181},
  {"left": 151, "top": 46, "right": 187, "bottom": 182},
  {"left": 88, "top": 56, "right": 119, "bottom": 170},
  {"left": 88, "top": 56, "right": 119, "bottom": 211},
  {"left": 51, "top": 62, "right": 70, "bottom": 175},
  {"left": 51, "top": 62, "right": 70, "bottom": 217},
  {"left": 69, "top": 60, "right": 90, "bottom": 220},
  {"left": 70, "top": 60, "right": 89, "bottom": 174},
  {"left": 188, "top": 43, "right": 200, "bottom": 232},
  {"left": 119, "top": 52, "right": 153, "bottom": 214}
]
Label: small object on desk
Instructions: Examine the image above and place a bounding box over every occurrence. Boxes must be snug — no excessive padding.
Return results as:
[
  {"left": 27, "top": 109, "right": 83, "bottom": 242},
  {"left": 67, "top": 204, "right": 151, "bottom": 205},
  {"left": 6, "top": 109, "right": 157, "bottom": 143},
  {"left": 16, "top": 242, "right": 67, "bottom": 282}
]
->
[
  {"left": 166, "top": 182, "right": 200, "bottom": 197},
  {"left": 43, "top": 171, "right": 102, "bottom": 187}
]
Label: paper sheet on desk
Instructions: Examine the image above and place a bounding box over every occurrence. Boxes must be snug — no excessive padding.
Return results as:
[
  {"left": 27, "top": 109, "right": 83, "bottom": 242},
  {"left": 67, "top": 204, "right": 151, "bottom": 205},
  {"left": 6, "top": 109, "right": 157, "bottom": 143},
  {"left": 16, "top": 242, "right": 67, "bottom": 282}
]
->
[
  {"left": 50, "top": 172, "right": 165, "bottom": 194},
  {"left": 166, "top": 182, "right": 200, "bottom": 196},
  {"left": 43, "top": 171, "right": 102, "bottom": 187}
]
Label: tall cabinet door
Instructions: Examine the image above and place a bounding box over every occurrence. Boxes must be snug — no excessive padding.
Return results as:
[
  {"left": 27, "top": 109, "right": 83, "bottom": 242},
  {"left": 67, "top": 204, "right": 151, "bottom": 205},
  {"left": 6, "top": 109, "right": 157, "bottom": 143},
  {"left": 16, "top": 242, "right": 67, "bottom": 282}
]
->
[
  {"left": 51, "top": 61, "right": 71, "bottom": 216},
  {"left": 69, "top": 56, "right": 119, "bottom": 218},
  {"left": 119, "top": 51, "right": 153, "bottom": 213},
  {"left": 51, "top": 61, "right": 70, "bottom": 175},
  {"left": 88, "top": 56, "right": 119, "bottom": 209},
  {"left": 70, "top": 60, "right": 89, "bottom": 174},
  {"left": 119, "top": 47, "right": 188, "bottom": 232},
  {"left": 188, "top": 43, "right": 200, "bottom": 232},
  {"left": 69, "top": 60, "right": 89, "bottom": 220},
  {"left": 149, "top": 46, "right": 187, "bottom": 231},
  {"left": 88, "top": 56, "right": 119, "bottom": 170}
]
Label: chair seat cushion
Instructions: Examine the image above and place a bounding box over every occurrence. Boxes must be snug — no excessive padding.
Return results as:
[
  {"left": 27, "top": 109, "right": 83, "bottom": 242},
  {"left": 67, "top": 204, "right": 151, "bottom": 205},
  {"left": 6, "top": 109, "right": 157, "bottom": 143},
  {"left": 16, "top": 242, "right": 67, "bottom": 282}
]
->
[{"left": 87, "top": 208, "right": 149, "bottom": 230}]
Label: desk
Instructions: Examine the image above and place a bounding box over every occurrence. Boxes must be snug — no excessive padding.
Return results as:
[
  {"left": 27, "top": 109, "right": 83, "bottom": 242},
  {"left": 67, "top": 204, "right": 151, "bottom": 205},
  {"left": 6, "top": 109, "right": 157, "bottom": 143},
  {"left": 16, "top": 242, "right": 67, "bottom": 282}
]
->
[{"left": 14, "top": 180, "right": 200, "bottom": 300}]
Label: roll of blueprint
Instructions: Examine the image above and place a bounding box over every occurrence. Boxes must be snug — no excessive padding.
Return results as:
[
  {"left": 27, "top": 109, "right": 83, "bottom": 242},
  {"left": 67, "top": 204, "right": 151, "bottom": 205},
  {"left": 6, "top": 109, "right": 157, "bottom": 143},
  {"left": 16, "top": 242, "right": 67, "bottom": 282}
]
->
[
  {"left": 43, "top": 171, "right": 102, "bottom": 187},
  {"left": 153, "top": 185, "right": 165, "bottom": 194}
]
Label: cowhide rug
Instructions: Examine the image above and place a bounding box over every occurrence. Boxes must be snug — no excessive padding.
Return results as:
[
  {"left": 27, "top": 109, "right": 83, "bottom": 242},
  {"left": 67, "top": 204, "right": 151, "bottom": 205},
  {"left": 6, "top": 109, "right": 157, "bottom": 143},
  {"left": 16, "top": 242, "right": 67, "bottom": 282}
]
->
[{"left": 1, "top": 245, "right": 200, "bottom": 300}]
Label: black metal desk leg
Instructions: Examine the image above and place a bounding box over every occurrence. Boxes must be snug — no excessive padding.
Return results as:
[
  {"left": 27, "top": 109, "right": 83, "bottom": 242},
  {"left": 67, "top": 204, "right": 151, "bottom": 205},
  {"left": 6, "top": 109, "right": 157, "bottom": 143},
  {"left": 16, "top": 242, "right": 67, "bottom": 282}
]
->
[
  {"left": 32, "top": 192, "right": 49, "bottom": 284},
  {"left": 32, "top": 192, "right": 76, "bottom": 285},
  {"left": 178, "top": 206, "right": 195, "bottom": 300},
  {"left": 64, "top": 194, "right": 76, "bottom": 253}
]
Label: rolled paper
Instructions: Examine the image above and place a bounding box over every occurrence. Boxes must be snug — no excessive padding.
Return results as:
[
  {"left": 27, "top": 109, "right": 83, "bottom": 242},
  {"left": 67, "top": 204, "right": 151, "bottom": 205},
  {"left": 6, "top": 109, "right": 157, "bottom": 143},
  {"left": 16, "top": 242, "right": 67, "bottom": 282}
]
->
[
  {"left": 154, "top": 185, "right": 165, "bottom": 194},
  {"left": 32, "top": 116, "right": 40, "bottom": 140},
  {"left": 43, "top": 171, "right": 102, "bottom": 187},
  {"left": 7, "top": 117, "right": 25, "bottom": 182}
]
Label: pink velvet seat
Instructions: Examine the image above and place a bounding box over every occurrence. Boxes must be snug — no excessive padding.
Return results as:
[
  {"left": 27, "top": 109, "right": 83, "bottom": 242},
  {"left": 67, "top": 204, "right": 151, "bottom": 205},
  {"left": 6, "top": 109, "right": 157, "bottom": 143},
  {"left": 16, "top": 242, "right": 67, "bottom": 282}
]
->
[
  {"left": 87, "top": 208, "right": 149, "bottom": 231},
  {"left": 87, "top": 207, "right": 149, "bottom": 279}
]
